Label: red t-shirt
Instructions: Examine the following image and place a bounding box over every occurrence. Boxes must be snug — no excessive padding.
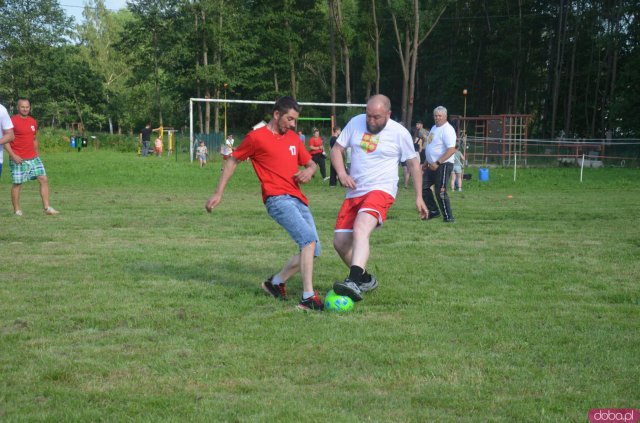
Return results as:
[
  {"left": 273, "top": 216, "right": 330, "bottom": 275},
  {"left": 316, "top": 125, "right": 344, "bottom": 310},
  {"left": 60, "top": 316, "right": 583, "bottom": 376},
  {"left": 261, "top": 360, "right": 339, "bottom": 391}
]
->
[
  {"left": 232, "top": 126, "right": 313, "bottom": 205},
  {"left": 10, "top": 115, "right": 38, "bottom": 159},
  {"left": 308, "top": 136, "right": 324, "bottom": 155}
]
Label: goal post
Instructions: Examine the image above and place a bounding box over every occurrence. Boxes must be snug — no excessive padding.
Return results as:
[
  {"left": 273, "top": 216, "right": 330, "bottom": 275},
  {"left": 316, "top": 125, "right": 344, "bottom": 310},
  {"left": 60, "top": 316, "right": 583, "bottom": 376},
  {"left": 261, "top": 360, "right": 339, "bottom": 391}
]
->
[{"left": 189, "top": 98, "right": 366, "bottom": 162}]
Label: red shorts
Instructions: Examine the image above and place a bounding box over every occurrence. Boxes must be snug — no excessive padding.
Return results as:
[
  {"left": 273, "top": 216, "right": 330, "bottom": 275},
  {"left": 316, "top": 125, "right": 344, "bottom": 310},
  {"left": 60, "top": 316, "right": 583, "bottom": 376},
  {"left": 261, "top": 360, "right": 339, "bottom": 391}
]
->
[
  {"left": 335, "top": 190, "right": 395, "bottom": 231},
  {"left": 222, "top": 154, "right": 230, "bottom": 160}
]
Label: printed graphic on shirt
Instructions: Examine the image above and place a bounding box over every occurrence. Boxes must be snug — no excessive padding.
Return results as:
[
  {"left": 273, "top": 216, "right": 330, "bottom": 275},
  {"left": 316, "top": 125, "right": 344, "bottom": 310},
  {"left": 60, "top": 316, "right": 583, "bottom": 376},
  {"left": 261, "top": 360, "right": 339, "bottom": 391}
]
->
[
  {"left": 426, "top": 133, "right": 434, "bottom": 145},
  {"left": 360, "top": 133, "right": 379, "bottom": 153}
]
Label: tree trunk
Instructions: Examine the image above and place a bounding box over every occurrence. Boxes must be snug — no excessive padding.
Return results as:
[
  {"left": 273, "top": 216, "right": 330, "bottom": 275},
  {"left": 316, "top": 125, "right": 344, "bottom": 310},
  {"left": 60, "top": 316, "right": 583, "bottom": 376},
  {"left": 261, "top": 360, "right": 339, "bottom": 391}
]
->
[
  {"left": 406, "top": 0, "right": 420, "bottom": 127},
  {"left": 333, "top": 0, "right": 351, "bottom": 103},
  {"left": 202, "top": 9, "right": 210, "bottom": 134},
  {"left": 512, "top": 0, "right": 523, "bottom": 113},
  {"left": 214, "top": 9, "right": 223, "bottom": 133},
  {"left": 328, "top": 0, "right": 337, "bottom": 115},
  {"left": 564, "top": 19, "right": 577, "bottom": 136},
  {"left": 153, "top": 28, "right": 163, "bottom": 126},
  {"left": 388, "top": 0, "right": 446, "bottom": 126},
  {"left": 371, "top": 0, "right": 380, "bottom": 94},
  {"left": 289, "top": 40, "right": 297, "bottom": 98},
  {"left": 550, "top": 0, "right": 567, "bottom": 139}
]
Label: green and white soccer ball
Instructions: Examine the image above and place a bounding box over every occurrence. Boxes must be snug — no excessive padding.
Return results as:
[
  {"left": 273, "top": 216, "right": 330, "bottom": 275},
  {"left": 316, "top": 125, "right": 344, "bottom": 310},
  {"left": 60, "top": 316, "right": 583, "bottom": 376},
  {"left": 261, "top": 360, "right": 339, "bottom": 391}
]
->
[{"left": 324, "top": 289, "right": 354, "bottom": 313}]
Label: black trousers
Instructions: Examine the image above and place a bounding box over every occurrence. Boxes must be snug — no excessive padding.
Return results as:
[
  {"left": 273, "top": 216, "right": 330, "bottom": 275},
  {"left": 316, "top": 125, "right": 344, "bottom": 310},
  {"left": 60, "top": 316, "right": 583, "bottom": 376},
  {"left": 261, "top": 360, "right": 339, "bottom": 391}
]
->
[
  {"left": 329, "top": 162, "right": 338, "bottom": 186},
  {"left": 422, "top": 162, "right": 454, "bottom": 220},
  {"left": 312, "top": 154, "right": 326, "bottom": 179}
]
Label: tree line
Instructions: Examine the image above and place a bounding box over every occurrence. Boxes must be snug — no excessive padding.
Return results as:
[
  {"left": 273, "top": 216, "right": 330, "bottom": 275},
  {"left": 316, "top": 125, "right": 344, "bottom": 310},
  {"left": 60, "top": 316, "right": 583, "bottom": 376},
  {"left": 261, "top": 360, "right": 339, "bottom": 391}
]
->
[{"left": 0, "top": 0, "right": 637, "bottom": 138}]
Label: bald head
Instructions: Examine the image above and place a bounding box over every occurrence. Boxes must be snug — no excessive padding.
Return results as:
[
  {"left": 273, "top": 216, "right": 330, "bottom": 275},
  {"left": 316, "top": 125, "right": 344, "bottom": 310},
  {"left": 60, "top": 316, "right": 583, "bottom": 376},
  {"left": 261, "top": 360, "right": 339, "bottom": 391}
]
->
[{"left": 365, "top": 94, "right": 391, "bottom": 134}]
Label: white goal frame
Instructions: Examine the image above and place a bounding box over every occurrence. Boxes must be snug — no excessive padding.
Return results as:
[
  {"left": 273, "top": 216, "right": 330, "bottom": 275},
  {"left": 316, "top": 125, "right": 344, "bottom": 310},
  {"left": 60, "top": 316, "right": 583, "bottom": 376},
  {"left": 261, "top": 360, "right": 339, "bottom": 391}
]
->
[{"left": 189, "top": 98, "right": 366, "bottom": 162}]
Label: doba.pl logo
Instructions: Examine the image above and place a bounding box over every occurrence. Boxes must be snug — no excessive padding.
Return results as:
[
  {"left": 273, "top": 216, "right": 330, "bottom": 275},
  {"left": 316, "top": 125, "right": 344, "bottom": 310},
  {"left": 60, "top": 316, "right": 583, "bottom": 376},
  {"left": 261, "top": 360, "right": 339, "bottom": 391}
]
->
[{"left": 589, "top": 409, "right": 640, "bottom": 423}]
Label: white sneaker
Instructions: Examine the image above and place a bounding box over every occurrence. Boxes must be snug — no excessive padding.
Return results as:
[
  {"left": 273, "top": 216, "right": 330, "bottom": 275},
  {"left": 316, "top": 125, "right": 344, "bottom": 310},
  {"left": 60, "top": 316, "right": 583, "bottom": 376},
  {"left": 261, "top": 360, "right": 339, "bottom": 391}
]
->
[
  {"left": 15, "top": 210, "right": 23, "bottom": 216},
  {"left": 44, "top": 207, "right": 60, "bottom": 215}
]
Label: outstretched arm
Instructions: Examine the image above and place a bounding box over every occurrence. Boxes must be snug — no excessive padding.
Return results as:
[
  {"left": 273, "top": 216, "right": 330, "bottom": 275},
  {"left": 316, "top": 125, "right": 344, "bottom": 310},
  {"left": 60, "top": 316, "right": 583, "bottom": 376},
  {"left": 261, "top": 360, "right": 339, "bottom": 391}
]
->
[{"left": 205, "top": 157, "right": 240, "bottom": 212}]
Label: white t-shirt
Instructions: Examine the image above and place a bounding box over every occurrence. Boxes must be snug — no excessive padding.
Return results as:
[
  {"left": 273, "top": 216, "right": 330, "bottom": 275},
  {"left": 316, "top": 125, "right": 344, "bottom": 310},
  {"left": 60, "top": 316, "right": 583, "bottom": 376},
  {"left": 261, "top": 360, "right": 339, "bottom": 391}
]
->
[
  {"left": 221, "top": 137, "right": 234, "bottom": 155},
  {"left": 337, "top": 114, "right": 416, "bottom": 199},
  {"left": 0, "top": 104, "right": 14, "bottom": 165},
  {"left": 425, "top": 121, "right": 456, "bottom": 164}
]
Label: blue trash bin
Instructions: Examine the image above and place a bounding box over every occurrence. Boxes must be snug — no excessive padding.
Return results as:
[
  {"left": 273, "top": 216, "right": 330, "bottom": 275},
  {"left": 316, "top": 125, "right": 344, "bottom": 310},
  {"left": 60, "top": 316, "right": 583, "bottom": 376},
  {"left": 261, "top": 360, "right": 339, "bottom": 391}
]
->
[
  {"left": 479, "top": 167, "right": 489, "bottom": 182},
  {"left": 71, "top": 137, "right": 76, "bottom": 148}
]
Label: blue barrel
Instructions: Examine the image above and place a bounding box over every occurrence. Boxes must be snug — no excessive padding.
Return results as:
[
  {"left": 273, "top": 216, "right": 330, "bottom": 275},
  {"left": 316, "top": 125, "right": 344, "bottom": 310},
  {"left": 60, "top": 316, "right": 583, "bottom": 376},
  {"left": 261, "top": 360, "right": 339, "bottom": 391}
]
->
[
  {"left": 479, "top": 167, "right": 489, "bottom": 181},
  {"left": 71, "top": 137, "right": 76, "bottom": 148}
]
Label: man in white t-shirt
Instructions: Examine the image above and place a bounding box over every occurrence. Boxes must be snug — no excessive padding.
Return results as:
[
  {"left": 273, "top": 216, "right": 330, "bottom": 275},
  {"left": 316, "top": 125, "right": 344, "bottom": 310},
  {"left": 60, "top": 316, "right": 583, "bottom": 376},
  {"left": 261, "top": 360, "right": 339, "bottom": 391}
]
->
[
  {"left": 423, "top": 105, "right": 457, "bottom": 222},
  {"left": 330, "top": 94, "right": 428, "bottom": 302},
  {"left": 0, "top": 103, "right": 16, "bottom": 179}
]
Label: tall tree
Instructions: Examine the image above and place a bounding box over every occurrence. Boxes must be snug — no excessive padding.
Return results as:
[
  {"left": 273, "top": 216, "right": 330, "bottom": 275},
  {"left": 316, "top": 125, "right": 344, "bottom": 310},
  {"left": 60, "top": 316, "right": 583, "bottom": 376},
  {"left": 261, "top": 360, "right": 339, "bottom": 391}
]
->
[
  {"left": 0, "top": 0, "right": 72, "bottom": 103},
  {"left": 387, "top": 0, "right": 447, "bottom": 126},
  {"left": 79, "top": 0, "right": 131, "bottom": 133},
  {"left": 124, "top": 0, "right": 182, "bottom": 126}
]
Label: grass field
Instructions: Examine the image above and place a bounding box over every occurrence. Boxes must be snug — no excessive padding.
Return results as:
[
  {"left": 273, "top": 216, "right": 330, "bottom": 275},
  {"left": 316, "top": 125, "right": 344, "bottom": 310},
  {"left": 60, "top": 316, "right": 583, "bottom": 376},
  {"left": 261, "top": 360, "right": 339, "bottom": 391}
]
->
[{"left": 1, "top": 150, "right": 638, "bottom": 422}]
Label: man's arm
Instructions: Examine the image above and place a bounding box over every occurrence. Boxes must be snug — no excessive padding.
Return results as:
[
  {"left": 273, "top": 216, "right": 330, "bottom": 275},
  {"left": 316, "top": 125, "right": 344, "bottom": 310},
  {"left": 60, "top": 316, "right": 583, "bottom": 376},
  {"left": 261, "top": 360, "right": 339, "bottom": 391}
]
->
[
  {"left": 4, "top": 141, "right": 22, "bottom": 164},
  {"left": 407, "top": 157, "right": 428, "bottom": 219},
  {"left": 330, "top": 143, "right": 356, "bottom": 189},
  {"left": 0, "top": 128, "right": 14, "bottom": 145},
  {"left": 34, "top": 136, "right": 40, "bottom": 156},
  {"left": 205, "top": 157, "right": 240, "bottom": 212},
  {"left": 294, "top": 159, "right": 317, "bottom": 184},
  {"left": 438, "top": 146, "right": 457, "bottom": 163},
  {"left": 426, "top": 146, "right": 456, "bottom": 171}
]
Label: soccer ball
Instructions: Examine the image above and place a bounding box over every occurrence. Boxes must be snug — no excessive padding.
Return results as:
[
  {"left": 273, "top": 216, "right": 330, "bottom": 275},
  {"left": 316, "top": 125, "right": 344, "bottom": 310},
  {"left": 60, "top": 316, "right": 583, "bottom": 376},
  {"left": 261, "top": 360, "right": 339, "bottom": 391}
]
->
[{"left": 324, "top": 289, "right": 354, "bottom": 313}]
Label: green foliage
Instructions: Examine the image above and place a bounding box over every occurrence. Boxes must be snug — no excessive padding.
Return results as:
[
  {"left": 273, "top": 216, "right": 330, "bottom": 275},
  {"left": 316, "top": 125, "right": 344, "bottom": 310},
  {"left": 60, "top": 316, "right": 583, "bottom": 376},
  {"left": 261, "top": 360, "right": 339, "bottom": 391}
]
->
[{"left": 0, "top": 0, "right": 638, "bottom": 138}]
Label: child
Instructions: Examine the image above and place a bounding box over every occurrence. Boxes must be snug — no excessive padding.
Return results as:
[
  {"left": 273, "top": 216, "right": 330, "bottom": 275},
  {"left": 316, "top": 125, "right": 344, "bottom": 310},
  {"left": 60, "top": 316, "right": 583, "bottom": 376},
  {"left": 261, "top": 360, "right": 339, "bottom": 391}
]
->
[
  {"left": 196, "top": 140, "right": 208, "bottom": 167},
  {"left": 220, "top": 134, "right": 234, "bottom": 170},
  {"left": 154, "top": 136, "right": 163, "bottom": 156},
  {"left": 451, "top": 144, "right": 466, "bottom": 191}
]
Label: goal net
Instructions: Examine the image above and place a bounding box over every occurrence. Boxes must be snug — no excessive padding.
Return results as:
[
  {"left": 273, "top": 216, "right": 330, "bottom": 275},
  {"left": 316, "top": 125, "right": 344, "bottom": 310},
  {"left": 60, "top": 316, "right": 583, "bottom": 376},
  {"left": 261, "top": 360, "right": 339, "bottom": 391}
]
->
[{"left": 189, "top": 98, "right": 366, "bottom": 162}]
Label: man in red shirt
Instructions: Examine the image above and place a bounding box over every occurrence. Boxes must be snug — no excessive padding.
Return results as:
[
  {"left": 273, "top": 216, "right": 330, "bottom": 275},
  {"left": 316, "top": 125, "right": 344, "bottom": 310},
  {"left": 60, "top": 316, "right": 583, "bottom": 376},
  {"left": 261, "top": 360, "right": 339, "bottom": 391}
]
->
[
  {"left": 205, "top": 96, "right": 324, "bottom": 311},
  {"left": 308, "top": 128, "right": 327, "bottom": 180},
  {"left": 6, "top": 98, "right": 59, "bottom": 216}
]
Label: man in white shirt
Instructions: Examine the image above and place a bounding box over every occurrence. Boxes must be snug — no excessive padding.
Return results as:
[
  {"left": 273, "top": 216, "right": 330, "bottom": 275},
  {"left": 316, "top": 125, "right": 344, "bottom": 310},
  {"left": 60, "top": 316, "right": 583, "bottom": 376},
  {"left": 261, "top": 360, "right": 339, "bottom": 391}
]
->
[
  {"left": 330, "top": 94, "right": 428, "bottom": 301},
  {"left": 0, "top": 103, "right": 16, "bottom": 179},
  {"left": 423, "top": 105, "right": 457, "bottom": 222}
]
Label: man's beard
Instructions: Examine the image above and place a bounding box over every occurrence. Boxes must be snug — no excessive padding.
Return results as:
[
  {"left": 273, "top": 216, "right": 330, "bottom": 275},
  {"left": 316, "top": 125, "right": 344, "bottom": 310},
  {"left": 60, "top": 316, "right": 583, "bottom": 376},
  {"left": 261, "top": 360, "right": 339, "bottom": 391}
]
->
[{"left": 367, "top": 121, "right": 386, "bottom": 134}]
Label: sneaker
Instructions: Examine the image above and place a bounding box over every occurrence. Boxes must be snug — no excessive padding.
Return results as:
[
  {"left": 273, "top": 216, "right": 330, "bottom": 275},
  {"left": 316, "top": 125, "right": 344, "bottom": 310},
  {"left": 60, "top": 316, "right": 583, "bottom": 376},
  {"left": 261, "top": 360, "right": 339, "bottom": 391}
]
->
[
  {"left": 261, "top": 276, "right": 287, "bottom": 301},
  {"left": 44, "top": 207, "right": 60, "bottom": 215},
  {"left": 333, "top": 278, "right": 363, "bottom": 302},
  {"left": 444, "top": 218, "right": 456, "bottom": 223},
  {"left": 15, "top": 210, "right": 23, "bottom": 216},
  {"left": 358, "top": 275, "right": 378, "bottom": 293},
  {"left": 297, "top": 292, "right": 324, "bottom": 311}
]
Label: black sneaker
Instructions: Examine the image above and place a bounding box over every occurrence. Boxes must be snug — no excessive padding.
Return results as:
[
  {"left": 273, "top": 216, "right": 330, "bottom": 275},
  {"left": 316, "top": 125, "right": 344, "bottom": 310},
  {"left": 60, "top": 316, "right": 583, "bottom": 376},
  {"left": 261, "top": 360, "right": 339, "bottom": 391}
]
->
[
  {"left": 333, "top": 278, "right": 363, "bottom": 302},
  {"left": 261, "top": 276, "right": 287, "bottom": 301},
  {"left": 358, "top": 275, "right": 378, "bottom": 293},
  {"left": 297, "top": 292, "right": 324, "bottom": 311},
  {"left": 444, "top": 218, "right": 455, "bottom": 223}
]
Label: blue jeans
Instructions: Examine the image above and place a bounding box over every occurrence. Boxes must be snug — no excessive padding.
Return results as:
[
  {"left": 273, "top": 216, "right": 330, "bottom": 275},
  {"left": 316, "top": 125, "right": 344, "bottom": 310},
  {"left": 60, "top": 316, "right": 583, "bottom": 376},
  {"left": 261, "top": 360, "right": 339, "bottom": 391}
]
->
[{"left": 265, "top": 195, "right": 321, "bottom": 257}]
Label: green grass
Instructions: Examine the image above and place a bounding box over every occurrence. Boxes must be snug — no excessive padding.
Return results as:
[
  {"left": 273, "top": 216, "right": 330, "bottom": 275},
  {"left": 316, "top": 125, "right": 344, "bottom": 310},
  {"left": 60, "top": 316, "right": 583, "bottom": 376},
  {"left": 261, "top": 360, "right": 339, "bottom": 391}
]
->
[{"left": 1, "top": 150, "right": 638, "bottom": 422}]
